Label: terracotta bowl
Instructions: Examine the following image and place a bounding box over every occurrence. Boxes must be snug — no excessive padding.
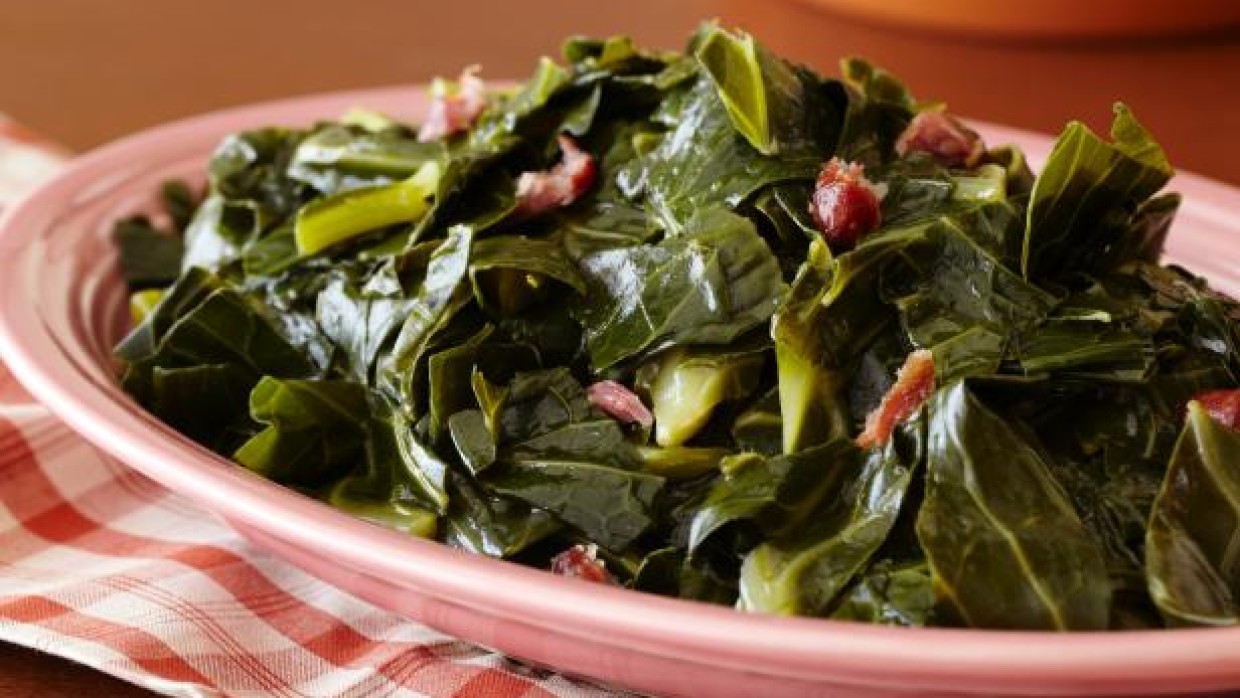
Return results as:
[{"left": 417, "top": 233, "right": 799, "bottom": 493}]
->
[
  {"left": 798, "top": 0, "right": 1240, "bottom": 39},
  {"left": 2, "top": 86, "right": 1240, "bottom": 697}
]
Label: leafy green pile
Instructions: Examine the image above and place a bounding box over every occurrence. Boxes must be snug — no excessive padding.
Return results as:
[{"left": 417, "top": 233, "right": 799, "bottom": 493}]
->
[{"left": 113, "top": 25, "right": 1240, "bottom": 630}]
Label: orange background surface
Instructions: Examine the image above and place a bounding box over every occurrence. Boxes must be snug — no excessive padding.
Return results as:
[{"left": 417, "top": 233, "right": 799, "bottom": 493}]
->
[{"left": 0, "top": 1, "right": 1238, "bottom": 694}]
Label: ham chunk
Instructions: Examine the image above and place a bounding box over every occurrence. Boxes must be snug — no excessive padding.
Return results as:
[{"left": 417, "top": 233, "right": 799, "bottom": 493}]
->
[
  {"left": 1194, "top": 389, "right": 1240, "bottom": 430},
  {"left": 514, "top": 135, "right": 598, "bottom": 216},
  {"left": 417, "top": 66, "right": 487, "bottom": 142},
  {"left": 895, "top": 111, "right": 985, "bottom": 169},
  {"left": 808, "top": 157, "right": 883, "bottom": 251},
  {"left": 551, "top": 544, "right": 616, "bottom": 585},
  {"left": 587, "top": 380, "right": 654, "bottom": 429},
  {"left": 856, "top": 350, "right": 936, "bottom": 449}
]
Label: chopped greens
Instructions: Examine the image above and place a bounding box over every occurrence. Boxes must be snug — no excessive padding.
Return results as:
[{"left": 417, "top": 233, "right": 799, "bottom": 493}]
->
[{"left": 113, "top": 23, "right": 1240, "bottom": 630}]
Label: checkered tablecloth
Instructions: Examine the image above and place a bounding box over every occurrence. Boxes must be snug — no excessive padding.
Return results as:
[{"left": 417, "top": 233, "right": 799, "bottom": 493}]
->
[{"left": 0, "top": 116, "right": 626, "bottom": 698}]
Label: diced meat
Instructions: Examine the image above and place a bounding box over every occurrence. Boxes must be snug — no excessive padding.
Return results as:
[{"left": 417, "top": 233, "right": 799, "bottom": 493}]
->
[
  {"left": 514, "top": 135, "right": 598, "bottom": 216},
  {"left": 895, "top": 111, "right": 985, "bottom": 169},
  {"left": 417, "top": 65, "right": 487, "bottom": 142},
  {"left": 856, "top": 350, "right": 936, "bottom": 449},
  {"left": 1194, "top": 389, "right": 1240, "bottom": 430},
  {"left": 550, "top": 544, "right": 616, "bottom": 585},
  {"left": 808, "top": 157, "right": 883, "bottom": 251},
  {"left": 587, "top": 380, "right": 654, "bottom": 429}
]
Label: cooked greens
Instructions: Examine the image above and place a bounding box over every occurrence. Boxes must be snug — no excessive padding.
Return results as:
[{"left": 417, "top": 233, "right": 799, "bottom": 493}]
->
[{"left": 113, "top": 24, "right": 1240, "bottom": 630}]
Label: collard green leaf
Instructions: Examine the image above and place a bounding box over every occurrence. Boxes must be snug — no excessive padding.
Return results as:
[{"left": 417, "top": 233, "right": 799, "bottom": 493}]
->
[
  {"left": 772, "top": 240, "right": 852, "bottom": 453},
  {"left": 471, "top": 368, "right": 664, "bottom": 550},
  {"left": 916, "top": 382, "right": 1111, "bottom": 630},
  {"left": 241, "top": 225, "right": 301, "bottom": 277},
  {"left": 317, "top": 277, "right": 417, "bottom": 383},
  {"left": 642, "top": 71, "right": 838, "bottom": 234},
  {"left": 149, "top": 363, "right": 254, "bottom": 448},
  {"left": 631, "top": 547, "right": 685, "bottom": 596},
  {"left": 486, "top": 420, "right": 663, "bottom": 550},
  {"left": 894, "top": 216, "right": 1057, "bottom": 348},
  {"left": 233, "top": 377, "right": 370, "bottom": 487},
  {"left": 181, "top": 195, "right": 244, "bottom": 272},
  {"left": 927, "top": 326, "right": 1005, "bottom": 385},
  {"left": 730, "top": 388, "right": 783, "bottom": 456},
  {"left": 558, "top": 120, "right": 661, "bottom": 260},
  {"left": 151, "top": 288, "right": 316, "bottom": 376},
  {"left": 161, "top": 180, "right": 200, "bottom": 233},
  {"left": 209, "top": 127, "right": 308, "bottom": 214},
  {"left": 426, "top": 327, "right": 539, "bottom": 444},
  {"left": 113, "top": 217, "right": 187, "bottom": 290},
  {"left": 444, "top": 473, "right": 561, "bottom": 557},
  {"left": 648, "top": 344, "right": 766, "bottom": 447},
  {"left": 687, "top": 439, "right": 864, "bottom": 554},
  {"left": 470, "top": 236, "right": 587, "bottom": 293},
  {"left": 1145, "top": 402, "right": 1240, "bottom": 626},
  {"left": 575, "top": 207, "right": 784, "bottom": 370},
  {"left": 1016, "top": 321, "right": 1152, "bottom": 379},
  {"left": 493, "top": 367, "right": 594, "bottom": 444},
  {"left": 834, "top": 58, "right": 915, "bottom": 167},
  {"left": 294, "top": 161, "right": 440, "bottom": 256},
  {"left": 495, "top": 303, "right": 587, "bottom": 373},
  {"left": 694, "top": 26, "right": 816, "bottom": 156},
  {"left": 1022, "top": 104, "right": 1173, "bottom": 281},
  {"left": 448, "top": 409, "right": 496, "bottom": 474},
  {"left": 377, "top": 226, "right": 474, "bottom": 411},
  {"left": 830, "top": 560, "right": 935, "bottom": 626},
  {"left": 287, "top": 124, "right": 444, "bottom": 194},
  {"left": 333, "top": 407, "right": 451, "bottom": 515},
  {"left": 116, "top": 267, "right": 315, "bottom": 414},
  {"left": 468, "top": 236, "right": 588, "bottom": 315},
  {"left": 738, "top": 420, "right": 920, "bottom": 616}
]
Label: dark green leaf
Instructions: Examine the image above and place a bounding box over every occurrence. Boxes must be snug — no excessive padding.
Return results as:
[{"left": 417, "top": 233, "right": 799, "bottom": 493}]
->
[
  {"left": 287, "top": 125, "right": 444, "bottom": 194},
  {"left": 830, "top": 560, "right": 936, "bottom": 626},
  {"left": 234, "top": 377, "right": 370, "bottom": 487},
  {"left": 486, "top": 420, "right": 663, "bottom": 550},
  {"left": 642, "top": 72, "right": 838, "bottom": 234},
  {"left": 1022, "top": 104, "right": 1173, "bottom": 280},
  {"left": 1145, "top": 402, "right": 1240, "bottom": 626},
  {"left": 444, "top": 473, "right": 561, "bottom": 557},
  {"left": 575, "top": 207, "right": 784, "bottom": 370},
  {"left": 730, "top": 388, "right": 783, "bottom": 456},
  {"left": 687, "top": 439, "right": 864, "bottom": 554},
  {"left": 113, "top": 217, "right": 187, "bottom": 290},
  {"left": 377, "top": 226, "right": 474, "bottom": 411},
  {"left": 738, "top": 420, "right": 920, "bottom": 616},
  {"left": 916, "top": 382, "right": 1111, "bottom": 630},
  {"left": 448, "top": 409, "right": 497, "bottom": 474},
  {"left": 694, "top": 25, "right": 820, "bottom": 156}
]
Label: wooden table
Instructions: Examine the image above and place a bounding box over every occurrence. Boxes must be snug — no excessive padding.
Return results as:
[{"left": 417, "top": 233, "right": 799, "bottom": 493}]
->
[{"left": 0, "top": 2, "right": 1238, "bottom": 695}]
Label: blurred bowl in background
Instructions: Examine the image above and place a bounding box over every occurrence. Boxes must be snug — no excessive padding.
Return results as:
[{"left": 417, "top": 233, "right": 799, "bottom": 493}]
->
[{"left": 796, "top": 0, "right": 1240, "bottom": 39}]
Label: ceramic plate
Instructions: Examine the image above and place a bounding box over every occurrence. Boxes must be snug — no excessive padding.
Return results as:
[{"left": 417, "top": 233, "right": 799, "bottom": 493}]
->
[{"left": 2, "top": 86, "right": 1240, "bottom": 698}]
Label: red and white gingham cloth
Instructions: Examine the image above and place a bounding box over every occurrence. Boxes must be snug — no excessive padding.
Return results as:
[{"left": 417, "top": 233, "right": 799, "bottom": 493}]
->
[{"left": 0, "top": 117, "right": 628, "bottom": 698}]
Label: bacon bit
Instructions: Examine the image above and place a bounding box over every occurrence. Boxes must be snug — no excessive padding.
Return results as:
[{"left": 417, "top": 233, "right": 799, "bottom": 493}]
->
[
  {"left": 895, "top": 111, "right": 985, "bottom": 169},
  {"left": 857, "top": 350, "right": 936, "bottom": 449},
  {"left": 417, "top": 65, "right": 487, "bottom": 142},
  {"left": 514, "top": 135, "right": 598, "bottom": 217},
  {"left": 1194, "top": 389, "right": 1240, "bottom": 430},
  {"left": 808, "top": 157, "right": 883, "bottom": 252},
  {"left": 550, "top": 544, "right": 616, "bottom": 585},
  {"left": 587, "top": 380, "right": 654, "bottom": 429}
]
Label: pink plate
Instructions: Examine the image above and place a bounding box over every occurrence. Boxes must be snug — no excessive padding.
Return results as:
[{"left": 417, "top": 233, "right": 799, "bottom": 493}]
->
[{"left": 2, "top": 86, "right": 1240, "bottom": 698}]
